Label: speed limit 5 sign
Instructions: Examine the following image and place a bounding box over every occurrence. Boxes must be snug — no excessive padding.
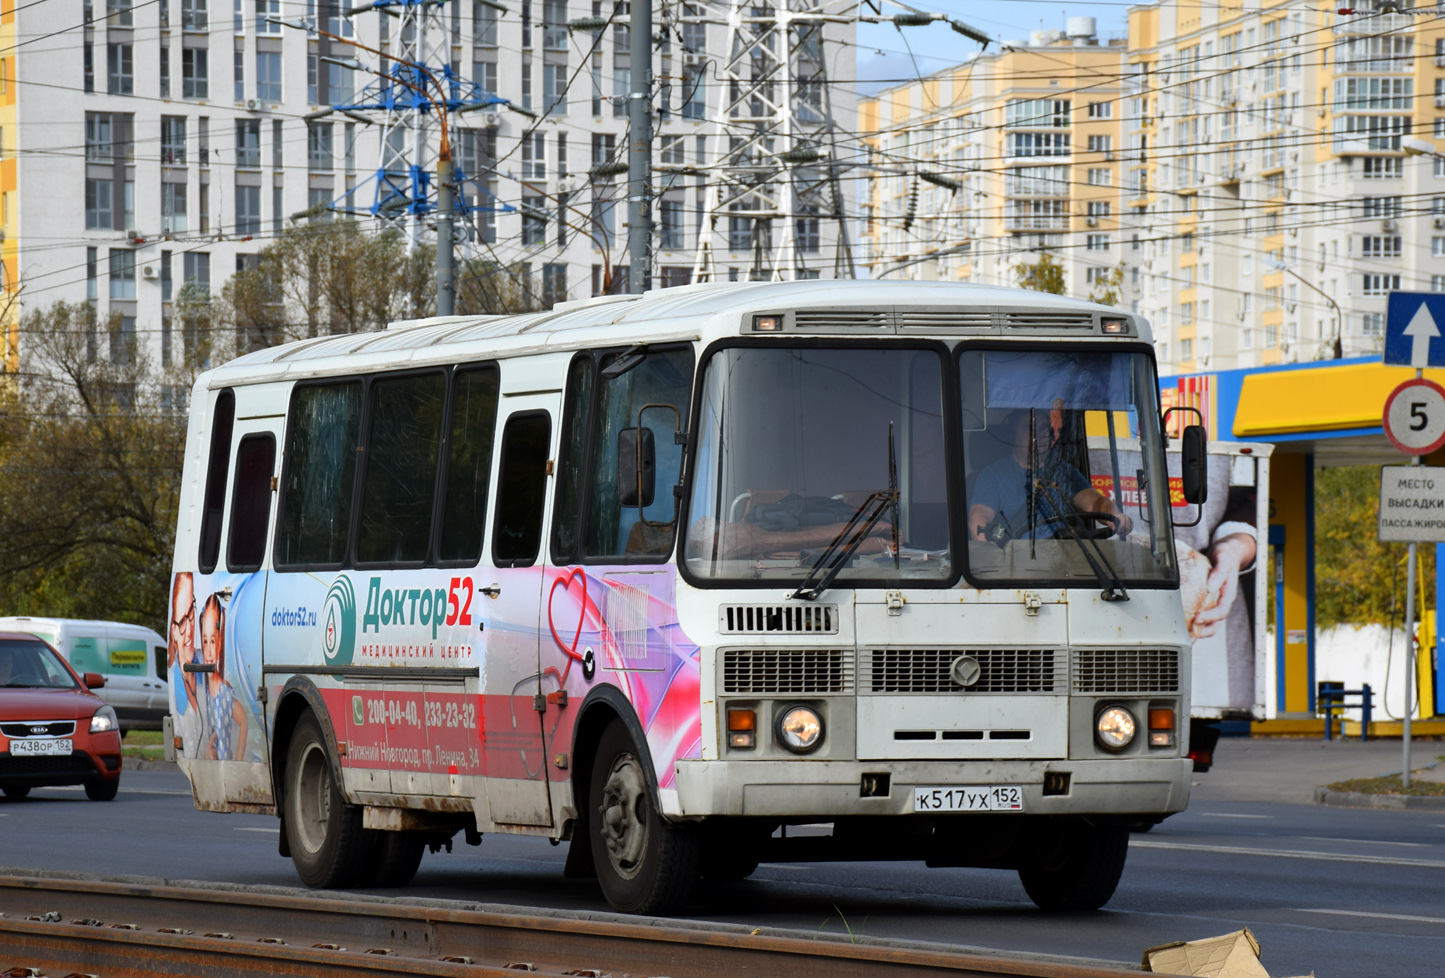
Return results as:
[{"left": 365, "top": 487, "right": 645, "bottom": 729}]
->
[{"left": 1383, "top": 378, "right": 1445, "bottom": 456}]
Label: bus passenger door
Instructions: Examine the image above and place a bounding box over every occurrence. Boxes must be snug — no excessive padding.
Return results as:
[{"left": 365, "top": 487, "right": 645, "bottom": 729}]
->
[
  {"left": 479, "top": 389, "right": 560, "bottom": 829},
  {"left": 196, "top": 413, "right": 283, "bottom": 808}
]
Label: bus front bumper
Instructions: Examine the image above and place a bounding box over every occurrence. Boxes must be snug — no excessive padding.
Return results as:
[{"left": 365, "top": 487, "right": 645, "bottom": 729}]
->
[{"left": 668, "top": 757, "right": 1191, "bottom": 819}]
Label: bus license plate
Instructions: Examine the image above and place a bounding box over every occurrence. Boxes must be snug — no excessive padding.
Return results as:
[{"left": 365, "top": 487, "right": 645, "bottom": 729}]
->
[
  {"left": 912, "top": 785, "right": 1024, "bottom": 813},
  {"left": 9, "top": 739, "right": 72, "bottom": 756}
]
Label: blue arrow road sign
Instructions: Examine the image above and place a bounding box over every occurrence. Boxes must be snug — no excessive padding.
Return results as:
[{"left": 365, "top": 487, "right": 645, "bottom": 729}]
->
[{"left": 1385, "top": 292, "right": 1445, "bottom": 367}]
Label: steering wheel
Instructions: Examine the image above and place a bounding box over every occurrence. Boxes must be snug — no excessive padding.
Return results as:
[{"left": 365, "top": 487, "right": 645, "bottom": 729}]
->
[{"left": 1029, "top": 510, "right": 1122, "bottom": 540}]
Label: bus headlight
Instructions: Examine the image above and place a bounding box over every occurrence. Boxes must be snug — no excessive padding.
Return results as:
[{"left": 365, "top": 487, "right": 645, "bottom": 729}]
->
[
  {"left": 90, "top": 705, "right": 119, "bottom": 734},
  {"left": 775, "top": 705, "right": 824, "bottom": 754},
  {"left": 1094, "top": 706, "right": 1136, "bottom": 752}
]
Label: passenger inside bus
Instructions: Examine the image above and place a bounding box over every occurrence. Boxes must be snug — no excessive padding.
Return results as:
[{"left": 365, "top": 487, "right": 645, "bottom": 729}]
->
[{"left": 968, "top": 406, "right": 1133, "bottom": 546}]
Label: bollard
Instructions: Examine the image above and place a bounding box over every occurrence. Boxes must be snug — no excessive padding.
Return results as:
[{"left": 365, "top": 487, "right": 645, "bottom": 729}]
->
[{"left": 1360, "top": 683, "right": 1372, "bottom": 742}]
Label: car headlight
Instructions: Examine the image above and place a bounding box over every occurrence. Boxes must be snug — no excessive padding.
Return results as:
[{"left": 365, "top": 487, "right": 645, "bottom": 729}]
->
[
  {"left": 1095, "top": 706, "right": 1136, "bottom": 752},
  {"left": 89, "top": 705, "right": 119, "bottom": 734},
  {"left": 775, "top": 705, "right": 824, "bottom": 754}
]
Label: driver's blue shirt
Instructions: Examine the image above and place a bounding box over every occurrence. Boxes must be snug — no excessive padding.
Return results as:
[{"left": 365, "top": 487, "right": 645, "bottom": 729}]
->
[{"left": 971, "top": 455, "right": 1090, "bottom": 539}]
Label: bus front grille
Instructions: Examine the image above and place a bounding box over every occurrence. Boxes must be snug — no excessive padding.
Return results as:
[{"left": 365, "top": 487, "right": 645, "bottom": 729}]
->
[
  {"left": 1072, "top": 648, "right": 1180, "bottom": 693},
  {"left": 861, "top": 648, "right": 1065, "bottom": 694},
  {"left": 719, "top": 603, "right": 838, "bottom": 635},
  {"left": 722, "top": 649, "right": 853, "bottom": 694}
]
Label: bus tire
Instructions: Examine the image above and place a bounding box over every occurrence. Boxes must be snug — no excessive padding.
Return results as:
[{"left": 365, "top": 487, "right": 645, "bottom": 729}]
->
[
  {"left": 362, "top": 832, "right": 425, "bottom": 888},
  {"left": 588, "top": 719, "right": 700, "bottom": 914},
  {"left": 284, "top": 713, "right": 367, "bottom": 889},
  {"left": 3, "top": 786, "right": 31, "bottom": 800},
  {"left": 1017, "top": 822, "right": 1128, "bottom": 911}
]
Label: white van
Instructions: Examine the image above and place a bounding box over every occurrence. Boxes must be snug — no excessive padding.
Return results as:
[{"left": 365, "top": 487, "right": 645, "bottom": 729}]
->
[{"left": 0, "top": 617, "right": 169, "bottom": 733}]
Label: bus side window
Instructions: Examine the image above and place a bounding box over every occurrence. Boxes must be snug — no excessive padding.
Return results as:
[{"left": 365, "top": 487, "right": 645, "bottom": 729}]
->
[
  {"left": 276, "top": 382, "right": 362, "bottom": 569},
  {"left": 585, "top": 348, "right": 693, "bottom": 559},
  {"left": 438, "top": 365, "right": 501, "bottom": 564},
  {"left": 227, "top": 434, "right": 276, "bottom": 572},
  {"left": 356, "top": 372, "right": 446, "bottom": 565},
  {"left": 197, "top": 389, "right": 236, "bottom": 573},
  {"left": 492, "top": 412, "right": 552, "bottom": 567},
  {"left": 550, "top": 356, "right": 596, "bottom": 564}
]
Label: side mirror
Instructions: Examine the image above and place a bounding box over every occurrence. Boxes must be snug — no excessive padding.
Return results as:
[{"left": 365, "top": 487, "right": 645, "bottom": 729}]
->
[
  {"left": 1180, "top": 424, "right": 1209, "bottom": 505},
  {"left": 83, "top": 672, "right": 106, "bottom": 689},
  {"left": 618, "top": 427, "right": 656, "bottom": 508}
]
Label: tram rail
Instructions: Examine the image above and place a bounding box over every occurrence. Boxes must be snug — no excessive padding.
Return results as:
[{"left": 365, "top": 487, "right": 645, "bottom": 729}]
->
[{"left": 0, "top": 872, "right": 1167, "bottom": 978}]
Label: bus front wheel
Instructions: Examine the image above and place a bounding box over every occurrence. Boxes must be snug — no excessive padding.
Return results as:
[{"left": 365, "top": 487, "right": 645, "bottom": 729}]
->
[
  {"left": 587, "top": 719, "right": 700, "bottom": 914},
  {"left": 284, "top": 713, "right": 367, "bottom": 889},
  {"left": 1017, "top": 822, "right": 1129, "bottom": 911}
]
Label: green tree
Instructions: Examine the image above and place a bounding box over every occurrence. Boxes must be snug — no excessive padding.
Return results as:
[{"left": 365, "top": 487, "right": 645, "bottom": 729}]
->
[
  {"left": 1314, "top": 465, "right": 1433, "bottom": 629},
  {"left": 0, "top": 301, "right": 186, "bottom": 628},
  {"left": 1014, "top": 250, "right": 1067, "bottom": 295}
]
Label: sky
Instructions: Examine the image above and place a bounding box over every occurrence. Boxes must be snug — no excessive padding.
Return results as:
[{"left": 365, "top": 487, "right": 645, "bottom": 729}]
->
[{"left": 854, "top": 0, "right": 1135, "bottom": 95}]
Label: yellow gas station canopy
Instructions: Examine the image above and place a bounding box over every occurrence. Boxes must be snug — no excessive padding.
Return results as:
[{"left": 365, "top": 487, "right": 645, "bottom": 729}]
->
[{"left": 1233, "top": 363, "right": 1445, "bottom": 438}]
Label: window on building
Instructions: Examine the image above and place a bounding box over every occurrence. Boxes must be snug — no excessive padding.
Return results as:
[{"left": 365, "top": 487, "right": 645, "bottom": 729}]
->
[
  {"left": 183, "top": 48, "right": 208, "bottom": 98},
  {"left": 235, "top": 183, "right": 261, "bottom": 233},
  {"left": 255, "top": 0, "right": 280, "bottom": 33},
  {"left": 1363, "top": 235, "right": 1403, "bottom": 257},
  {"left": 660, "top": 198, "right": 684, "bottom": 250},
  {"left": 543, "top": 0, "right": 567, "bottom": 48},
  {"left": 1362, "top": 312, "right": 1386, "bottom": 336},
  {"left": 182, "top": 0, "right": 207, "bottom": 29},
  {"left": 308, "top": 122, "right": 333, "bottom": 171},
  {"left": 1087, "top": 101, "right": 1112, "bottom": 118},
  {"left": 1432, "top": 275, "right": 1445, "bottom": 293},
  {"left": 161, "top": 116, "right": 186, "bottom": 164},
  {"left": 474, "top": 0, "right": 498, "bottom": 43},
  {"left": 162, "top": 182, "right": 188, "bottom": 233},
  {"left": 522, "top": 194, "right": 546, "bottom": 244},
  {"left": 109, "top": 249, "right": 137, "bottom": 299},
  {"left": 1087, "top": 200, "right": 1110, "bottom": 218},
  {"left": 542, "top": 262, "right": 567, "bottom": 304},
  {"left": 1087, "top": 168, "right": 1112, "bottom": 186},
  {"left": 236, "top": 119, "right": 260, "bottom": 167},
  {"left": 86, "top": 179, "right": 114, "bottom": 229},
  {"left": 544, "top": 63, "right": 567, "bottom": 114},
  {"left": 1362, "top": 273, "right": 1400, "bottom": 295},
  {"left": 256, "top": 50, "right": 281, "bottom": 102},
  {"left": 1086, "top": 234, "right": 1110, "bottom": 251},
  {"left": 107, "top": 43, "right": 133, "bottom": 94},
  {"left": 234, "top": 43, "right": 245, "bottom": 101},
  {"left": 1087, "top": 134, "right": 1112, "bottom": 153}
]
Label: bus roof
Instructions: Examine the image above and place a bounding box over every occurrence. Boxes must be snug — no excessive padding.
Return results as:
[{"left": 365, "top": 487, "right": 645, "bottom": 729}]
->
[{"left": 202, "top": 280, "right": 1149, "bottom": 389}]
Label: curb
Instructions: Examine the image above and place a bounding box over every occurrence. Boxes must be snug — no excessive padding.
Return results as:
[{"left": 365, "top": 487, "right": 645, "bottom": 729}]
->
[
  {"left": 1314, "top": 786, "right": 1445, "bottom": 810},
  {"left": 123, "top": 758, "right": 179, "bottom": 772}
]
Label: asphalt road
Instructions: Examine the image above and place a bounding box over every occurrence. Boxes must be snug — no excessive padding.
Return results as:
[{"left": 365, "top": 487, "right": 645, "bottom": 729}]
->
[{"left": 1, "top": 749, "right": 1442, "bottom": 978}]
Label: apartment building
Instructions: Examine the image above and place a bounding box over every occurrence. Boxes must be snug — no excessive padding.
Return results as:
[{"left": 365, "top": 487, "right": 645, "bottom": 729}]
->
[
  {"left": 0, "top": 0, "right": 854, "bottom": 379},
  {"left": 860, "top": 3, "right": 1445, "bottom": 373},
  {"left": 859, "top": 22, "right": 1134, "bottom": 309}
]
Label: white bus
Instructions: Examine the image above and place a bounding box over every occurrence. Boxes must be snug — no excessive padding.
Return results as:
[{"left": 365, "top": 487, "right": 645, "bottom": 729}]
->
[{"left": 167, "top": 281, "right": 1199, "bottom": 914}]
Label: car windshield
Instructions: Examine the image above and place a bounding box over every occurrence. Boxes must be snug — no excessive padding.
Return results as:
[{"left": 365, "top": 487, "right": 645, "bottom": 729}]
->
[
  {"left": 960, "top": 348, "right": 1177, "bottom": 586},
  {"left": 0, "top": 639, "right": 79, "bottom": 689},
  {"left": 684, "top": 346, "right": 952, "bottom": 584}
]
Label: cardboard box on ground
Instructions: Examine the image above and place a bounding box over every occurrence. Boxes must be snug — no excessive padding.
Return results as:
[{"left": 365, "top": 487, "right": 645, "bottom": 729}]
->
[{"left": 1142, "top": 929, "right": 1313, "bottom": 978}]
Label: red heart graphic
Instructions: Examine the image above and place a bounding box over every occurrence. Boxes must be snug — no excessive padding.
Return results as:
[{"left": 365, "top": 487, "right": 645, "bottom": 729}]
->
[{"left": 547, "top": 567, "right": 588, "bottom": 662}]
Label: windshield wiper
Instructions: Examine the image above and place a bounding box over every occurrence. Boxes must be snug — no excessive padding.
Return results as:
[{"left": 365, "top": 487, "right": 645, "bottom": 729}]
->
[
  {"left": 790, "top": 488, "right": 898, "bottom": 601},
  {"left": 792, "top": 422, "right": 902, "bottom": 601},
  {"left": 1034, "top": 492, "right": 1129, "bottom": 602}
]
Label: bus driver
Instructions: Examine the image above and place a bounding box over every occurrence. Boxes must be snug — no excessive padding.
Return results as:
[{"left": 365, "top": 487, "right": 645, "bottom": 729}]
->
[{"left": 968, "top": 408, "right": 1133, "bottom": 546}]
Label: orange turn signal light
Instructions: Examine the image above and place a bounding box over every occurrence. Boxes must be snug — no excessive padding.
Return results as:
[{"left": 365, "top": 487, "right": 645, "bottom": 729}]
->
[
  {"left": 1148, "top": 708, "right": 1174, "bottom": 730},
  {"left": 728, "top": 708, "right": 756, "bottom": 731}
]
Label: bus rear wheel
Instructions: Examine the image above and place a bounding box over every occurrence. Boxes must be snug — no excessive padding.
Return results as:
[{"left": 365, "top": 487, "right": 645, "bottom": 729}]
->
[
  {"left": 362, "top": 831, "right": 426, "bottom": 888},
  {"left": 284, "top": 713, "right": 367, "bottom": 889},
  {"left": 1017, "top": 822, "right": 1129, "bottom": 911},
  {"left": 587, "top": 719, "right": 700, "bottom": 914}
]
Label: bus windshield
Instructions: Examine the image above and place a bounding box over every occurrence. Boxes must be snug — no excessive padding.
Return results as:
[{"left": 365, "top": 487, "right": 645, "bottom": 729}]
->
[
  {"left": 960, "top": 348, "right": 1177, "bottom": 587},
  {"left": 684, "top": 346, "right": 952, "bottom": 585}
]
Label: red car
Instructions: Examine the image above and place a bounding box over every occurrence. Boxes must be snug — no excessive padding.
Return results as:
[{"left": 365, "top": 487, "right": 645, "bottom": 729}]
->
[{"left": 0, "top": 630, "right": 123, "bottom": 801}]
